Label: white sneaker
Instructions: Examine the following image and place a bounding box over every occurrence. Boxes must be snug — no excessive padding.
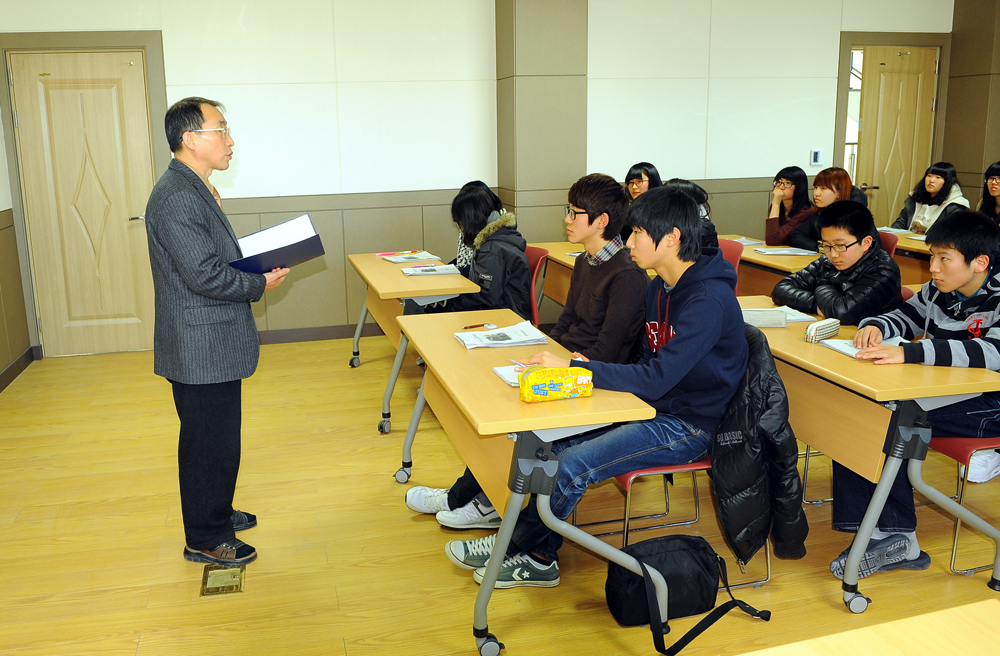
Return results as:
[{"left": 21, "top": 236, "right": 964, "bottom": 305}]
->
[
  {"left": 436, "top": 497, "right": 502, "bottom": 530},
  {"left": 404, "top": 486, "right": 450, "bottom": 514},
  {"left": 965, "top": 451, "right": 1000, "bottom": 483}
]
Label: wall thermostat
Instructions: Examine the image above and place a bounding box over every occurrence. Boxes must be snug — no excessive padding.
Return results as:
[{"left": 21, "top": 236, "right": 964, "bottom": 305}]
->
[{"left": 810, "top": 149, "right": 825, "bottom": 166}]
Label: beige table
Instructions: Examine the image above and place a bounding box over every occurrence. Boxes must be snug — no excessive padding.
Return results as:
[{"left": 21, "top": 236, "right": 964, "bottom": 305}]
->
[
  {"left": 741, "top": 599, "right": 1000, "bottom": 655},
  {"left": 530, "top": 241, "right": 583, "bottom": 306},
  {"left": 346, "top": 252, "right": 479, "bottom": 433},
  {"left": 886, "top": 230, "right": 932, "bottom": 286},
  {"left": 395, "top": 308, "right": 656, "bottom": 654},
  {"left": 740, "top": 296, "right": 1000, "bottom": 611},
  {"left": 721, "top": 235, "right": 819, "bottom": 297}
]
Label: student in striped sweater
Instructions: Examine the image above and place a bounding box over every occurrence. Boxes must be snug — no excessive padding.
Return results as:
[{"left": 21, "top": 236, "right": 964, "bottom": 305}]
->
[{"left": 829, "top": 211, "right": 1000, "bottom": 580}]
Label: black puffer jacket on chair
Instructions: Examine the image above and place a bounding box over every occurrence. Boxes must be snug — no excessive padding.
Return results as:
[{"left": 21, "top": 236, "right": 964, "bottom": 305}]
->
[{"left": 711, "top": 324, "right": 809, "bottom": 566}]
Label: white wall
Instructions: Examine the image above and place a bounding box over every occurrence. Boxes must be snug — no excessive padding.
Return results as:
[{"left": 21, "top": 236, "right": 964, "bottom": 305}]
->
[
  {"left": 586, "top": 0, "right": 954, "bottom": 182},
  {"left": 0, "top": 0, "right": 497, "bottom": 199}
]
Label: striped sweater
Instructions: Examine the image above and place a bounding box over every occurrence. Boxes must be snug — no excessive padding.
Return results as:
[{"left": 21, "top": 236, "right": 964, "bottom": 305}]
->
[{"left": 858, "top": 265, "right": 1000, "bottom": 369}]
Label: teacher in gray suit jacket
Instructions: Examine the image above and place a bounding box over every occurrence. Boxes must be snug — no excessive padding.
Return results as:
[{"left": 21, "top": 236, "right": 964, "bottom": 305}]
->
[{"left": 145, "top": 97, "right": 289, "bottom": 566}]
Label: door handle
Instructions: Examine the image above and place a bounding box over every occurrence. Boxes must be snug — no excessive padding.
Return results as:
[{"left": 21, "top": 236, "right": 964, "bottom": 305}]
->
[
  {"left": 858, "top": 183, "right": 880, "bottom": 192},
  {"left": 128, "top": 213, "right": 145, "bottom": 221}
]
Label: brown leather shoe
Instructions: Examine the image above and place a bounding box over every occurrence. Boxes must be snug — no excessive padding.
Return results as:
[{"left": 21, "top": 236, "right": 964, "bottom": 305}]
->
[{"left": 184, "top": 538, "right": 257, "bottom": 566}]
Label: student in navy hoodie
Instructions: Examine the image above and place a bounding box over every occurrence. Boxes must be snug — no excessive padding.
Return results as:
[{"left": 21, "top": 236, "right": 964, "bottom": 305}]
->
[{"left": 443, "top": 185, "right": 749, "bottom": 588}]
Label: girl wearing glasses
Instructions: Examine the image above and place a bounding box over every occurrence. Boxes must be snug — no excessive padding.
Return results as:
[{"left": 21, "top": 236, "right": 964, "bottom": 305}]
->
[
  {"left": 772, "top": 200, "right": 903, "bottom": 325},
  {"left": 622, "top": 162, "right": 662, "bottom": 241},
  {"left": 765, "top": 166, "right": 815, "bottom": 248},
  {"left": 891, "top": 162, "right": 968, "bottom": 234},
  {"left": 977, "top": 161, "right": 1000, "bottom": 224}
]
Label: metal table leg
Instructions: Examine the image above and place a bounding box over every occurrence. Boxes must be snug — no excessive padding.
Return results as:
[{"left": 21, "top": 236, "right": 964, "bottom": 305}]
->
[
  {"left": 348, "top": 296, "right": 368, "bottom": 368},
  {"left": 379, "top": 333, "right": 408, "bottom": 434},
  {"left": 471, "top": 430, "right": 668, "bottom": 654},
  {"left": 394, "top": 371, "right": 427, "bottom": 483}
]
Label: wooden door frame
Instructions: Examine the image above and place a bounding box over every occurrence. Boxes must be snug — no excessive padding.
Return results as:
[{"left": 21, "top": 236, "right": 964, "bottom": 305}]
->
[
  {"left": 834, "top": 32, "right": 952, "bottom": 175},
  {"left": 0, "top": 31, "right": 169, "bottom": 353}
]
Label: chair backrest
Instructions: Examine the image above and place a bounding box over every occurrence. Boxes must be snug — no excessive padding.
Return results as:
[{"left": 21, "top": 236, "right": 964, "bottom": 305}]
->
[
  {"left": 879, "top": 231, "right": 898, "bottom": 258},
  {"left": 718, "top": 239, "right": 742, "bottom": 295},
  {"left": 901, "top": 284, "right": 915, "bottom": 301},
  {"left": 524, "top": 246, "right": 549, "bottom": 326}
]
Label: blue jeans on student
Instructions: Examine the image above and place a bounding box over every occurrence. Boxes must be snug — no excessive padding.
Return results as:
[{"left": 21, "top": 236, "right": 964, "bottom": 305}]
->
[
  {"left": 832, "top": 393, "right": 1000, "bottom": 533},
  {"left": 506, "top": 413, "right": 711, "bottom": 562}
]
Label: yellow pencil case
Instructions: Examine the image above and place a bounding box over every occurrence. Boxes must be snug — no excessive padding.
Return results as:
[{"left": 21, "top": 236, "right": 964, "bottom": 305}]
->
[{"left": 519, "top": 366, "right": 594, "bottom": 403}]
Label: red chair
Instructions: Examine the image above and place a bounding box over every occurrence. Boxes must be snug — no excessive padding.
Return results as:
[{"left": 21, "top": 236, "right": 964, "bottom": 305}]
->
[
  {"left": 719, "top": 239, "right": 742, "bottom": 295},
  {"left": 524, "top": 246, "right": 549, "bottom": 326},
  {"left": 879, "top": 231, "right": 898, "bottom": 258},
  {"left": 928, "top": 436, "right": 1000, "bottom": 574},
  {"left": 901, "top": 285, "right": 916, "bottom": 301}
]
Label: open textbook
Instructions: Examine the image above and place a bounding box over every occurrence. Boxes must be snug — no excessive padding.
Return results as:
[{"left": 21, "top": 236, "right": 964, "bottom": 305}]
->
[
  {"left": 230, "top": 213, "right": 325, "bottom": 273},
  {"left": 401, "top": 264, "right": 461, "bottom": 276},
  {"left": 454, "top": 321, "right": 547, "bottom": 350},
  {"left": 382, "top": 251, "right": 439, "bottom": 263}
]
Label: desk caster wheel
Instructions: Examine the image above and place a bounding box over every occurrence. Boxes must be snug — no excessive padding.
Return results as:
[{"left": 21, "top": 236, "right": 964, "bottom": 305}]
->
[
  {"left": 416, "top": 356, "right": 425, "bottom": 367},
  {"left": 477, "top": 634, "right": 503, "bottom": 656},
  {"left": 349, "top": 355, "right": 360, "bottom": 368},
  {"left": 845, "top": 592, "right": 870, "bottom": 614},
  {"left": 378, "top": 419, "right": 391, "bottom": 434},
  {"left": 394, "top": 467, "right": 410, "bottom": 483}
]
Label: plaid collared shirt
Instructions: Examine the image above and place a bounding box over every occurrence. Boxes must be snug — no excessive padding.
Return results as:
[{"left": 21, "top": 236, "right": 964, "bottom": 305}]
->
[{"left": 582, "top": 235, "right": 624, "bottom": 266}]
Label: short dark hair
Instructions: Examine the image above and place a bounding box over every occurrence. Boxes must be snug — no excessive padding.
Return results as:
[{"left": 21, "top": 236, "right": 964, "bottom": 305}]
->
[
  {"left": 925, "top": 210, "right": 1000, "bottom": 265},
  {"left": 773, "top": 165, "right": 812, "bottom": 217},
  {"left": 980, "top": 160, "right": 1000, "bottom": 218},
  {"left": 165, "top": 96, "right": 225, "bottom": 152},
  {"left": 663, "top": 178, "right": 711, "bottom": 218},
  {"left": 816, "top": 200, "right": 879, "bottom": 246},
  {"left": 568, "top": 174, "right": 630, "bottom": 239},
  {"left": 627, "top": 186, "right": 701, "bottom": 262},
  {"left": 451, "top": 181, "right": 504, "bottom": 246},
  {"left": 912, "top": 161, "right": 960, "bottom": 205},
  {"left": 624, "top": 162, "right": 662, "bottom": 189}
]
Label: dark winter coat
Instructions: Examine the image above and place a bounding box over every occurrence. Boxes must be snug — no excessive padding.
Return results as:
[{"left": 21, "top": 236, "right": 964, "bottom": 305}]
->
[{"left": 711, "top": 325, "right": 809, "bottom": 566}]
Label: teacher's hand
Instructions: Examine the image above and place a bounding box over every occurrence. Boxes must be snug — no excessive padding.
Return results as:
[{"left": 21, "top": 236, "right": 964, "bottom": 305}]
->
[{"left": 264, "top": 267, "right": 290, "bottom": 291}]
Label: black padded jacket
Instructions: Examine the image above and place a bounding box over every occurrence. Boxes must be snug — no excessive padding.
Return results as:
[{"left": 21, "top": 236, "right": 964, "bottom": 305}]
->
[
  {"left": 770, "top": 240, "right": 903, "bottom": 326},
  {"left": 711, "top": 325, "right": 809, "bottom": 565}
]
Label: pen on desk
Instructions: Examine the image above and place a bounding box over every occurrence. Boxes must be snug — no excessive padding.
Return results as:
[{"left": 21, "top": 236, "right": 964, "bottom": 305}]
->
[
  {"left": 377, "top": 250, "right": 418, "bottom": 257},
  {"left": 463, "top": 323, "right": 486, "bottom": 329}
]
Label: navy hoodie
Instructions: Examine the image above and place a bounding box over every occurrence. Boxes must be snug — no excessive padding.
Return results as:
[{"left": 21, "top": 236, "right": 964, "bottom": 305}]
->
[{"left": 576, "top": 247, "right": 748, "bottom": 434}]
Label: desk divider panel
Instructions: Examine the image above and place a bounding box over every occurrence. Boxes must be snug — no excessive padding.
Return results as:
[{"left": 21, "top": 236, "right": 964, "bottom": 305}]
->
[
  {"left": 777, "top": 360, "right": 891, "bottom": 483},
  {"left": 364, "top": 287, "right": 404, "bottom": 348}
]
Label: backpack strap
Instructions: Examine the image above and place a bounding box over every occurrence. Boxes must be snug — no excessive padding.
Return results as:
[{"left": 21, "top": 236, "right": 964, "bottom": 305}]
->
[{"left": 637, "top": 556, "right": 770, "bottom": 656}]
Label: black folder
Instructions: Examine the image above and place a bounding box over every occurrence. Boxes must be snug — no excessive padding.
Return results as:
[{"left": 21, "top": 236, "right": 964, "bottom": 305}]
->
[{"left": 230, "top": 214, "right": 325, "bottom": 274}]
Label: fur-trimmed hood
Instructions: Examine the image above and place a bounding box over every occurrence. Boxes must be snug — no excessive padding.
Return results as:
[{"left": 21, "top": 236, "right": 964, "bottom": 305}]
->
[{"left": 473, "top": 211, "right": 520, "bottom": 250}]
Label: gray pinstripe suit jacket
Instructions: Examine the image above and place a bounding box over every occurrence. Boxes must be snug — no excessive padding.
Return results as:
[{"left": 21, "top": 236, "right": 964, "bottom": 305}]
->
[{"left": 145, "top": 159, "right": 266, "bottom": 384}]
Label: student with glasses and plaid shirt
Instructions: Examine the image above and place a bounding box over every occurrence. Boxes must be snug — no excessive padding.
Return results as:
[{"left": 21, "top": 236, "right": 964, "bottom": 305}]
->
[{"left": 771, "top": 200, "right": 903, "bottom": 325}]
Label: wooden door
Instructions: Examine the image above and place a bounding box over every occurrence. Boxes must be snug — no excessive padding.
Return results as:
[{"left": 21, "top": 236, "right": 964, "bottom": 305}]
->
[
  {"left": 8, "top": 50, "right": 156, "bottom": 356},
  {"left": 854, "top": 46, "right": 938, "bottom": 226}
]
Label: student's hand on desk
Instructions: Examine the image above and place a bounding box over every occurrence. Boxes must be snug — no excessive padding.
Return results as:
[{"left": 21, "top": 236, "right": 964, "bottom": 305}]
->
[
  {"left": 514, "top": 351, "right": 571, "bottom": 371},
  {"left": 264, "top": 267, "right": 290, "bottom": 291},
  {"left": 853, "top": 325, "right": 883, "bottom": 348},
  {"left": 855, "top": 343, "right": 904, "bottom": 364},
  {"left": 569, "top": 352, "right": 589, "bottom": 362}
]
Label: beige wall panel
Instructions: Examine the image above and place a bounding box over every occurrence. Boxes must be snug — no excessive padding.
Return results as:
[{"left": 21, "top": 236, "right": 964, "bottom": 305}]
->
[
  {"left": 513, "top": 0, "right": 587, "bottom": 77},
  {"left": 986, "top": 77, "right": 1000, "bottom": 165},
  {"left": 229, "top": 214, "right": 265, "bottom": 331},
  {"left": 495, "top": 0, "right": 515, "bottom": 80},
  {"left": 497, "top": 77, "right": 516, "bottom": 191},
  {"left": 709, "top": 190, "right": 770, "bottom": 240},
  {"left": 950, "top": 0, "right": 998, "bottom": 77},
  {"left": 259, "top": 210, "right": 346, "bottom": 331},
  {"left": 941, "top": 75, "right": 991, "bottom": 174},
  {"left": 0, "top": 208, "right": 12, "bottom": 230},
  {"left": 0, "top": 226, "right": 29, "bottom": 359},
  {"left": 510, "top": 205, "right": 569, "bottom": 244},
  {"left": 422, "top": 204, "right": 461, "bottom": 267},
  {"left": 343, "top": 207, "right": 423, "bottom": 324},
  {"left": 514, "top": 76, "right": 588, "bottom": 191}
]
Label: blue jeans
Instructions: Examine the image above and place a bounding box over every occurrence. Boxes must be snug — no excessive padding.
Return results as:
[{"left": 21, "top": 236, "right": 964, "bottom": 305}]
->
[
  {"left": 507, "top": 413, "right": 712, "bottom": 561},
  {"left": 832, "top": 393, "right": 1000, "bottom": 533}
]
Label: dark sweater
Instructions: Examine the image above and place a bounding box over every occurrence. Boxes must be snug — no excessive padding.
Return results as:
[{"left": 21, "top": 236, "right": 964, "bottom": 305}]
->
[
  {"left": 549, "top": 248, "right": 648, "bottom": 364},
  {"left": 577, "top": 248, "right": 748, "bottom": 434},
  {"left": 766, "top": 206, "right": 816, "bottom": 246}
]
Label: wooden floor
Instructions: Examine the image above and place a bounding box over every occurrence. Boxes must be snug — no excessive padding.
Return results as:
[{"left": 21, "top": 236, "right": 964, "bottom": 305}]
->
[{"left": 2, "top": 335, "right": 1000, "bottom": 655}]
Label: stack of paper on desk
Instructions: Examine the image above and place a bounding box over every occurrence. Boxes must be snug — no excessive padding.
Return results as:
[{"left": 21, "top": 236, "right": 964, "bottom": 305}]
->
[
  {"left": 753, "top": 247, "right": 816, "bottom": 255},
  {"left": 877, "top": 227, "right": 910, "bottom": 234},
  {"left": 734, "top": 237, "right": 763, "bottom": 246},
  {"left": 454, "top": 321, "right": 548, "bottom": 350},
  {"left": 820, "top": 336, "right": 906, "bottom": 358},
  {"left": 401, "top": 264, "right": 461, "bottom": 276},
  {"left": 382, "top": 251, "right": 438, "bottom": 263}
]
